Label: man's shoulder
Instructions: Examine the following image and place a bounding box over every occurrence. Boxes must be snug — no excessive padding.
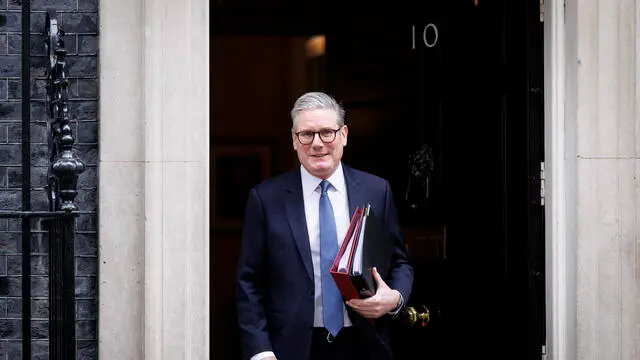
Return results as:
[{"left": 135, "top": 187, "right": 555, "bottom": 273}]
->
[
  {"left": 343, "top": 165, "right": 389, "bottom": 187},
  {"left": 252, "top": 167, "right": 299, "bottom": 195}
]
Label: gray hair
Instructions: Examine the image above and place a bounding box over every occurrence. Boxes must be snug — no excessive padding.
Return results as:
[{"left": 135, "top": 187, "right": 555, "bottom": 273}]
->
[{"left": 290, "top": 91, "right": 345, "bottom": 129}]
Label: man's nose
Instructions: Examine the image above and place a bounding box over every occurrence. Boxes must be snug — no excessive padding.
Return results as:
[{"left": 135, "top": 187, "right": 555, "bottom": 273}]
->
[{"left": 311, "top": 133, "right": 324, "bottom": 146}]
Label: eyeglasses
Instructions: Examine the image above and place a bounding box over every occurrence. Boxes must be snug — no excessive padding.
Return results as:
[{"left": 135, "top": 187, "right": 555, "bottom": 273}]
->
[{"left": 294, "top": 127, "right": 343, "bottom": 145}]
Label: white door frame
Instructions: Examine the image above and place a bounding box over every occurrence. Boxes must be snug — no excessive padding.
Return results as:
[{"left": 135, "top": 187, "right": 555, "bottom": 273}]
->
[
  {"left": 99, "top": 0, "right": 210, "bottom": 359},
  {"left": 544, "top": 0, "right": 577, "bottom": 359}
]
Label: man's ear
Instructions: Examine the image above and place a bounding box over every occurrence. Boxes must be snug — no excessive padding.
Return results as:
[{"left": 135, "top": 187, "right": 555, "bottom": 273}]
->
[
  {"left": 342, "top": 125, "right": 348, "bottom": 146},
  {"left": 292, "top": 130, "right": 298, "bottom": 150}
]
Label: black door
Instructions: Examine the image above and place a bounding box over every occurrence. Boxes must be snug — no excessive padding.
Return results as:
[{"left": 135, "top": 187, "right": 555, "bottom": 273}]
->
[{"left": 323, "top": 2, "right": 545, "bottom": 359}]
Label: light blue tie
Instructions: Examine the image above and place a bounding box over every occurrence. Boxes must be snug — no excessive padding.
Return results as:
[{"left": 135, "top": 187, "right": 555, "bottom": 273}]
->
[{"left": 319, "top": 180, "right": 343, "bottom": 337}]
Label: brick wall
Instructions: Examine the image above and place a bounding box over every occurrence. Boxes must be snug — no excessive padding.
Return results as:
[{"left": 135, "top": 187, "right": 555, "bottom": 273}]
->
[{"left": 0, "top": 0, "right": 98, "bottom": 359}]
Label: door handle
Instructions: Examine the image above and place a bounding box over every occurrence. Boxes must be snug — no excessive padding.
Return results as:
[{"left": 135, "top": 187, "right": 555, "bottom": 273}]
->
[{"left": 403, "top": 305, "right": 430, "bottom": 327}]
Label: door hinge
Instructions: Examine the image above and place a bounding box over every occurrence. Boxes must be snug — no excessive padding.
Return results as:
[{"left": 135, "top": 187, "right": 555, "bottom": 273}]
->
[
  {"left": 541, "top": 345, "right": 547, "bottom": 360},
  {"left": 540, "top": 162, "right": 546, "bottom": 206}
]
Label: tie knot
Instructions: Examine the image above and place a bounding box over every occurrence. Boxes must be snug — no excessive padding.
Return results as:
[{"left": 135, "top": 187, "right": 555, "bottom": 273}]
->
[{"left": 320, "top": 180, "right": 331, "bottom": 195}]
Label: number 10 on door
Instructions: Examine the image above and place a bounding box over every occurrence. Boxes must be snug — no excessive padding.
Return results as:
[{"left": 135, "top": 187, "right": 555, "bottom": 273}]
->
[{"left": 412, "top": 24, "right": 439, "bottom": 49}]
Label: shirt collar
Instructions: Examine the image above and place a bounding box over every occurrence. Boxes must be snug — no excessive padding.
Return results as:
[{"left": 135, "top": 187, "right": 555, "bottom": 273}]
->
[{"left": 300, "top": 162, "right": 346, "bottom": 196}]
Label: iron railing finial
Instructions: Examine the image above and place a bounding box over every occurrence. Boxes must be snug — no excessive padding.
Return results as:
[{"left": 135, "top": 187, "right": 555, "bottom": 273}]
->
[{"left": 44, "top": 10, "right": 85, "bottom": 212}]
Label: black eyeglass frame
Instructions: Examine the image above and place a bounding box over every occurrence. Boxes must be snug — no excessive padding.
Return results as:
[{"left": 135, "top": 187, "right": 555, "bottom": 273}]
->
[{"left": 293, "top": 126, "right": 344, "bottom": 145}]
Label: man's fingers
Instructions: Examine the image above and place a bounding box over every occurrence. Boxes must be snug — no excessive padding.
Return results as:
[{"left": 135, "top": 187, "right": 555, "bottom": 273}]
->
[
  {"left": 349, "top": 305, "right": 385, "bottom": 319},
  {"left": 347, "top": 295, "right": 380, "bottom": 308},
  {"left": 347, "top": 298, "right": 385, "bottom": 315}
]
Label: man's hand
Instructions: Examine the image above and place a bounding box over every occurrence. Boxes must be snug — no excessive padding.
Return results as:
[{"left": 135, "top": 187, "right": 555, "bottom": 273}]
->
[{"left": 346, "top": 267, "right": 401, "bottom": 319}]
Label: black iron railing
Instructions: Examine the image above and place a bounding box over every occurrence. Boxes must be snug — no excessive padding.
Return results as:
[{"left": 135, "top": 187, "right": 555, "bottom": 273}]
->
[
  {"left": 44, "top": 9, "right": 86, "bottom": 359},
  {"left": 0, "top": 9, "right": 85, "bottom": 360}
]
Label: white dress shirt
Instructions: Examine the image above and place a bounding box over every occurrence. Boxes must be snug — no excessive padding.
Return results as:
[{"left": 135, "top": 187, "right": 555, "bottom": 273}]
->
[
  {"left": 300, "top": 163, "right": 354, "bottom": 329},
  {"left": 251, "top": 164, "right": 352, "bottom": 360}
]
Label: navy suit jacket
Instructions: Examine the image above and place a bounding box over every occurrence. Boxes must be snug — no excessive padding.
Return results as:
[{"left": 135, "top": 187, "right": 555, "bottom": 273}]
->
[{"left": 236, "top": 165, "right": 414, "bottom": 360}]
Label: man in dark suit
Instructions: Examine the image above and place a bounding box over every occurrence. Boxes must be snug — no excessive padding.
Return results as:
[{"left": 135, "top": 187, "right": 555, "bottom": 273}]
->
[{"left": 236, "top": 92, "right": 414, "bottom": 360}]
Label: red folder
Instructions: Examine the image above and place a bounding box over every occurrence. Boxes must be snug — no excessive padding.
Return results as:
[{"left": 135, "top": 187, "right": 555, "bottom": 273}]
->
[
  {"left": 330, "top": 204, "right": 393, "bottom": 302},
  {"left": 329, "top": 207, "right": 365, "bottom": 301}
]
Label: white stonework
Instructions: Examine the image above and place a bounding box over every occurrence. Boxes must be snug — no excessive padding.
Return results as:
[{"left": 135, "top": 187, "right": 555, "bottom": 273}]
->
[
  {"left": 546, "top": 0, "right": 640, "bottom": 359},
  {"left": 98, "top": 0, "right": 145, "bottom": 358},
  {"left": 99, "top": 0, "right": 210, "bottom": 359}
]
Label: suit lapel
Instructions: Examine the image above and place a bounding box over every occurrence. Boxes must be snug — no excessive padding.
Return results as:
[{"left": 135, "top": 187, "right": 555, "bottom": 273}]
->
[
  {"left": 284, "top": 170, "right": 314, "bottom": 281},
  {"left": 343, "top": 165, "right": 364, "bottom": 216}
]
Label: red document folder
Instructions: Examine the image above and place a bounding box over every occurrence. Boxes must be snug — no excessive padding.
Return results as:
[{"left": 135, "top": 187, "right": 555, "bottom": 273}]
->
[
  {"left": 329, "top": 207, "right": 364, "bottom": 301},
  {"left": 329, "top": 204, "right": 393, "bottom": 302}
]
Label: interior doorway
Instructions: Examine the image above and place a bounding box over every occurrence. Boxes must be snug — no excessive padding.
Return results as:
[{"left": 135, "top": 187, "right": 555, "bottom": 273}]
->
[{"left": 211, "top": 2, "right": 545, "bottom": 359}]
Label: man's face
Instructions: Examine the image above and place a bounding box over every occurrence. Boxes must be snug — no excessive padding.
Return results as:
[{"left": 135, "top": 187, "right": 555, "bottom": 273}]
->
[{"left": 292, "top": 108, "right": 348, "bottom": 179}]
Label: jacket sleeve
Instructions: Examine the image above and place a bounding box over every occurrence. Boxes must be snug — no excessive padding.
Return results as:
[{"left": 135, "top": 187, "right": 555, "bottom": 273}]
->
[
  {"left": 382, "top": 180, "right": 414, "bottom": 309},
  {"left": 236, "top": 188, "right": 273, "bottom": 359}
]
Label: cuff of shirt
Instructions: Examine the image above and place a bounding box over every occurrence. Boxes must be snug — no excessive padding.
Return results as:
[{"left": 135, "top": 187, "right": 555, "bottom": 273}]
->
[
  {"left": 388, "top": 291, "right": 405, "bottom": 317},
  {"left": 250, "top": 351, "right": 275, "bottom": 360}
]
